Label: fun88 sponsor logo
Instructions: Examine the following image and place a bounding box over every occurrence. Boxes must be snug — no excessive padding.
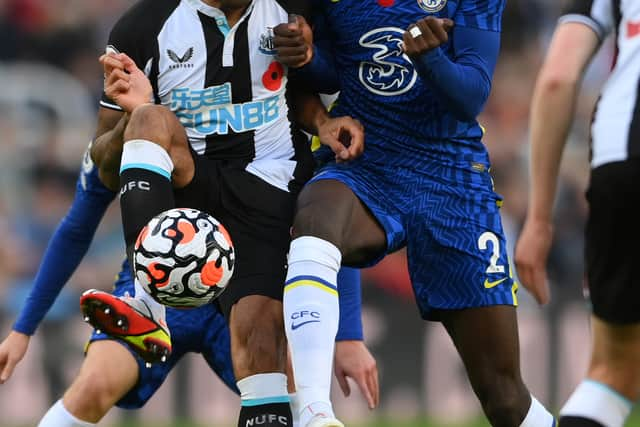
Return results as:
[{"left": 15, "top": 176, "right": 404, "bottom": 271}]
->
[{"left": 170, "top": 83, "right": 280, "bottom": 135}]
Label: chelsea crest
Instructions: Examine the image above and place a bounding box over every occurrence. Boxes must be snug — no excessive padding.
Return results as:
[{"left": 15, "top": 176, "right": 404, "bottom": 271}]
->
[{"left": 417, "top": 0, "right": 447, "bottom": 12}]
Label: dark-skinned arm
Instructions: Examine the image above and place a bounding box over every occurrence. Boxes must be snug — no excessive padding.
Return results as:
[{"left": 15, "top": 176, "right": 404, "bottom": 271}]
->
[
  {"left": 274, "top": 14, "right": 340, "bottom": 94},
  {"left": 288, "top": 87, "right": 364, "bottom": 162},
  {"left": 90, "top": 107, "right": 128, "bottom": 191}
]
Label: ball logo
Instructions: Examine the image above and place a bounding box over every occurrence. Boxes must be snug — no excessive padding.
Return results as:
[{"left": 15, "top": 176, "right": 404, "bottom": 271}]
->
[
  {"left": 417, "top": 0, "right": 447, "bottom": 12},
  {"left": 359, "top": 27, "right": 418, "bottom": 96}
]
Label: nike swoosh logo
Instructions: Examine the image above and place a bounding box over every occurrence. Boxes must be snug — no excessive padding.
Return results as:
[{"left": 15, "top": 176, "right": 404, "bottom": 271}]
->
[
  {"left": 291, "top": 320, "right": 320, "bottom": 330},
  {"left": 484, "top": 278, "right": 508, "bottom": 289}
]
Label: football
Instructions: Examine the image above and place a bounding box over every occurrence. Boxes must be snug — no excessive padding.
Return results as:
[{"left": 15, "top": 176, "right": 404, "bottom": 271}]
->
[{"left": 133, "top": 208, "right": 235, "bottom": 308}]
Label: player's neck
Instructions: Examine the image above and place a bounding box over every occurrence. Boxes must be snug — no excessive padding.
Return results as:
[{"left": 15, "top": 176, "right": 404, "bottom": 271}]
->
[{"left": 201, "top": 0, "right": 251, "bottom": 26}]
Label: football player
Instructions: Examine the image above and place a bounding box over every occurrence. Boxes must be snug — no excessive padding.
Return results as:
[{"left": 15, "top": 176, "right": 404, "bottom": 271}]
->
[
  {"left": 0, "top": 143, "right": 376, "bottom": 427},
  {"left": 516, "top": 1, "right": 640, "bottom": 426},
  {"left": 274, "top": 2, "right": 555, "bottom": 426},
  {"left": 81, "top": 0, "right": 365, "bottom": 426}
]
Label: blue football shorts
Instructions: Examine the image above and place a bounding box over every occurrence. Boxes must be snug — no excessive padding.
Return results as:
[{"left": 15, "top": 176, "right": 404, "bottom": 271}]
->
[
  {"left": 88, "top": 268, "right": 237, "bottom": 409},
  {"left": 310, "top": 150, "right": 518, "bottom": 320}
]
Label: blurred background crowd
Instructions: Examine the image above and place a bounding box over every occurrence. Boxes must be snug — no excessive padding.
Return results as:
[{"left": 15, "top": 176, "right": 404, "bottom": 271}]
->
[{"left": 0, "top": 0, "right": 617, "bottom": 425}]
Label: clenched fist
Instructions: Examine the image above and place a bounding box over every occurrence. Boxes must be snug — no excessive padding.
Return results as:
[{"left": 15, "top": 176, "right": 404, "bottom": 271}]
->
[{"left": 402, "top": 16, "right": 454, "bottom": 57}]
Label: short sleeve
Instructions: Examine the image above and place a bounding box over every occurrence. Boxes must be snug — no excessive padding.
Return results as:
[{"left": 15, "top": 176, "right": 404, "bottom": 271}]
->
[
  {"left": 559, "top": 0, "right": 614, "bottom": 42},
  {"left": 100, "top": 4, "right": 149, "bottom": 110},
  {"left": 454, "top": 0, "right": 506, "bottom": 32},
  {"left": 99, "top": 0, "right": 177, "bottom": 110},
  {"left": 275, "top": 0, "right": 313, "bottom": 20}
]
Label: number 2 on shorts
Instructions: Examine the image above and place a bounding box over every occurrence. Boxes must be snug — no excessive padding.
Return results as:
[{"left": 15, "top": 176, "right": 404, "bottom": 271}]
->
[{"left": 477, "top": 231, "right": 505, "bottom": 274}]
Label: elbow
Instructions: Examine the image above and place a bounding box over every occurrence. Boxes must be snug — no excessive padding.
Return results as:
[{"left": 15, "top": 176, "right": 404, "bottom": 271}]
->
[
  {"left": 452, "top": 86, "right": 491, "bottom": 122},
  {"left": 538, "top": 67, "right": 580, "bottom": 95},
  {"left": 457, "top": 102, "right": 486, "bottom": 122}
]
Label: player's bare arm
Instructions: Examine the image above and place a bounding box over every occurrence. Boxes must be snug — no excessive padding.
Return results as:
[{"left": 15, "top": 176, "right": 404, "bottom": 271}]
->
[
  {"left": 290, "top": 89, "right": 364, "bottom": 161},
  {"left": 274, "top": 24, "right": 364, "bottom": 162},
  {"left": 89, "top": 51, "right": 154, "bottom": 191},
  {"left": 515, "top": 22, "right": 600, "bottom": 305},
  {"left": 101, "top": 52, "right": 152, "bottom": 113},
  {"left": 90, "top": 50, "right": 160, "bottom": 191},
  {"left": 91, "top": 108, "right": 128, "bottom": 191}
]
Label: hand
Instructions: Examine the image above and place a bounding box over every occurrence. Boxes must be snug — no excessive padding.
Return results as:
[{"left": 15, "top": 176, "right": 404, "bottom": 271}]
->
[
  {"left": 0, "top": 331, "right": 30, "bottom": 384},
  {"left": 100, "top": 51, "right": 153, "bottom": 113},
  {"left": 514, "top": 218, "right": 553, "bottom": 305},
  {"left": 317, "top": 116, "right": 364, "bottom": 162},
  {"left": 334, "top": 340, "right": 379, "bottom": 409},
  {"left": 402, "top": 17, "right": 454, "bottom": 58},
  {"left": 273, "top": 14, "right": 313, "bottom": 68}
]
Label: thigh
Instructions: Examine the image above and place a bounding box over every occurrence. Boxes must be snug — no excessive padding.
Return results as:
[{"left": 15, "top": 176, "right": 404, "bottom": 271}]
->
[
  {"left": 586, "top": 160, "right": 640, "bottom": 324},
  {"left": 124, "top": 104, "right": 194, "bottom": 188},
  {"left": 66, "top": 341, "right": 139, "bottom": 409},
  {"left": 214, "top": 167, "right": 296, "bottom": 314},
  {"left": 297, "top": 163, "right": 395, "bottom": 266}
]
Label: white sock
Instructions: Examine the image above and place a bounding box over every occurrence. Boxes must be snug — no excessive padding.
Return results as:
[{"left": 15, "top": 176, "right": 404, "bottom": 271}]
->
[
  {"left": 237, "top": 373, "right": 290, "bottom": 406},
  {"left": 284, "top": 236, "right": 341, "bottom": 422},
  {"left": 38, "top": 400, "right": 95, "bottom": 427},
  {"left": 519, "top": 395, "right": 555, "bottom": 427},
  {"left": 560, "top": 380, "right": 633, "bottom": 427},
  {"left": 134, "top": 277, "right": 166, "bottom": 321},
  {"left": 120, "top": 139, "right": 174, "bottom": 179}
]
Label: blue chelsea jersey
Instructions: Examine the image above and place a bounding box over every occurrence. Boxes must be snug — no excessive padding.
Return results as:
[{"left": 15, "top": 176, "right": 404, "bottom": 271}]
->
[{"left": 316, "top": 0, "right": 505, "bottom": 164}]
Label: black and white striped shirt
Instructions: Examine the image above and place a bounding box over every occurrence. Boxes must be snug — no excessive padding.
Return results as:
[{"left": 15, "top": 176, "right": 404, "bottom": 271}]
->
[
  {"left": 561, "top": 0, "right": 640, "bottom": 168},
  {"left": 101, "top": 0, "right": 312, "bottom": 191}
]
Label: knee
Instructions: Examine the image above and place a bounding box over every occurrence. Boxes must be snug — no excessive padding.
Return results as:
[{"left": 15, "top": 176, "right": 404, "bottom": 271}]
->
[
  {"left": 292, "top": 184, "right": 346, "bottom": 248},
  {"left": 473, "top": 374, "right": 530, "bottom": 427},
  {"left": 232, "top": 298, "right": 286, "bottom": 376},
  {"left": 63, "top": 367, "right": 124, "bottom": 422},
  {"left": 124, "top": 104, "right": 175, "bottom": 149},
  {"left": 292, "top": 204, "right": 339, "bottom": 244}
]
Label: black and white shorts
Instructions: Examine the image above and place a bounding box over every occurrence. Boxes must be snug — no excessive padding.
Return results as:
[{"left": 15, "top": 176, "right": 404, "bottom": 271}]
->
[
  {"left": 585, "top": 159, "right": 640, "bottom": 324},
  {"left": 174, "top": 155, "right": 303, "bottom": 317}
]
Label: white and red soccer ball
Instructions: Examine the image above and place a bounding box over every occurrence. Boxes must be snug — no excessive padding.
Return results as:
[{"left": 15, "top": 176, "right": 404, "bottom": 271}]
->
[{"left": 133, "top": 208, "right": 235, "bottom": 308}]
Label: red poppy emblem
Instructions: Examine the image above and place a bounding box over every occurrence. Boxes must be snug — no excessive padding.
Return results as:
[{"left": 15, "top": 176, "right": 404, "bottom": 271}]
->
[{"left": 262, "top": 61, "right": 284, "bottom": 91}]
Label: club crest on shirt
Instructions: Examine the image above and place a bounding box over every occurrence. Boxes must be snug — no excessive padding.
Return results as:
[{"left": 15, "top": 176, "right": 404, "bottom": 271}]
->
[
  {"left": 417, "top": 0, "right": 447, "bottom": 12},
  {"left": 259, "top": 27, "right": 277, "bottom": 55}
]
